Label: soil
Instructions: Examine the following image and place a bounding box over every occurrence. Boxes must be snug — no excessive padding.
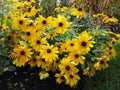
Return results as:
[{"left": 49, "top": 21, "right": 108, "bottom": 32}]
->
[{"left": 0, "top": 66, "right": 85, "bottom": 90}]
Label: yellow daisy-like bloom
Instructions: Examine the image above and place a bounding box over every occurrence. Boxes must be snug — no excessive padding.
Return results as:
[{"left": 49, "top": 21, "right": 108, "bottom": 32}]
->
[
  {"left": 40, "top": 44, "right": 59, "bottom": 62},
  {"left": 78, "top": 31, "right": 95, "bottom": 54},
  {"left": 106, "top": 31, "right": 120, "bottom": 38},
  {"left": 55, "top": 6, "right": 67, "bottom": 12},
  {"left": 65, "top": 39, "right": 79, "bottom": 52},
  {"left": 36, "top": 57, "right": 51, "bottom": 71},
  {"left": 83, "top": 63, "right": 95, "bottom": 77},
  {"left": 68, "top": 50, "right": 85, "bottom": 65},
  {"left": 102, "top": 16, "right": 119, "bottom": 23},
  {"left": 53, "top": 15, "right": 70, "bottom": 34},
  {"left": 94, "top": 56, "right": 109, "bottom": 70},
  {"left": 46, "top": 31, "right": 57, "bottom": 40},
  {"left": 12, "top": 15, "right": 28, "bottom": 30},
  {"left": 24, "top": 0, "right": 35, "bottom": 6},
  {"left": 28, "top": 55, "right": 38, "bottom": 67},
  {"left": 23, "top": 28, "right": 36, "bottom": 41},
  {"left": 50, "top": 60, "right": 59, "bottom": 72},
  {"left": 70, "top": 7, "right": 86, "bottom": 18},
  {"left": 30, "top": 37, "right": 48, "bottom": 51},
  {"left": 12, "top": 46, "right": 33, "bottom": 67},
  {"left": 24, "top": 6, "right": 38, "bottom": 17},
  {"left": 104, "top": 47, "right": 116, "bottom": 59},
  {"left": 107, "top": 37, "right": 117, "bottom": 47},
  {"left": 39, "top": 71, "right": 49, "bottom": 80},
  {"left": 26, "top": 20, "right": 36, "bottom": 29},
  {"left": 59, "top": 58, "right": 79, "bottom": 75},
  {"left": 55, "top": 73, "right": 65, "bottom": 84},
  {"left": 83, "top": 66, "right": 95, "bottom": 78},
  {"left": 37, "top": 16, "right": 53, "bottom": 29},
  {"left": 93, "top": 13, "right": 107, "bottom": 18},
  {"left": 65, "top": 74, "right": 80, "bottom": 88}
]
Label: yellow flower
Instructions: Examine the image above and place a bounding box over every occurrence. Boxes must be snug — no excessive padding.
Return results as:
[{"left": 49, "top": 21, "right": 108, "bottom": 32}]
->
[
  {"left": 65, "top": 74, "right": 80, "bottom": 88},
  {"left": 102, "top": 16, "right": 119, "bottom": 23},
  {"left": 104, "top": 47, "right": 116, "bottom": 59},
  {"left": 30, "top": 37, "right": 48, "bottom": 51},
  {"left": 55, "top": 6, "right": 67, "bottom": 12},
  {"left": 55, "top": 73, "right": 65, "bottom": 84},
  {"left": 12, "top": 46, "right": 33, "bottom": 67},
  {"left": 24, "top": 0, "right": 35, "bottom": 6},
  {"left": 24, "top": 6, "right": 38, "bottom": 17},
  {"left": 46, "top": 31, "right": 57, "bottom": 40},
  {"left": 23, "top": 28, "right": 36, "bottom": 41},
  {"left": 94, "top": 56, "right": 109, "bottom": 70},
  {"left": 40, "top": 44, "right": 59, "bottom": 62},
  {"left": 65, "top": 39, "right": 79, "bottom": 52},
  {"left": 53, "top": 15, "right": 70, "bottom": 34},
  {"left": 78, "top": 31, "right": 95, "bottom": 54},
  {"left": 59, "top": 58, "right": 79, "bottom": 75},
  {"left": 68, "top": 50, "right": 85, "bottom": 65},
  {"left": 12, "top": 15, "right": 28, "bottom": 30},
  {"left": 28, "top": 54, "right": 38, "bottom": 67},
  {"left": 36, "top": 57, "right": 51, "bottom": 71},
  {"left": 70, "top": 7, "right": 86, "bottom": 18},
  {"left": 37, "top": 16, "right": 53, "bottom": 30},
  {"left": 93, "top": 13, "right": 106, "bottom": 18},
  {"left": 39, "top": 71, "right": 49, "bottom": 80},
  {"left": 83, "top": 63, "right": 95, "bottom": 77}
]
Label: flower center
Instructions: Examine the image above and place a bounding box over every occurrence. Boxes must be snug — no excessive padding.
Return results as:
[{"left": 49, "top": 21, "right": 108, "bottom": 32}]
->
[
  {"left": 26, "top": 32, "right": 31, "bottom": 36},
  {"left": 19, "top": 20, "right": 23, "bottom": 24},
  {"left": 29, "top": 22, "right": 33, "bottom": 26},
  {"left": 75, "top": 54, "right": 79, "bottom": 58},
  {"left": 78, "top": 8, "right": 82, "bottom": 11},
  {"left": 70, "top": 75, "right": 73, "bottom": 78},
  {"left": 33, "top": 58, "right": 36, "bottom": 62},
  {"left": 100, "top": 60, "right": 104, "bottom": 64},
  {"left": 27, "top": 0, "right": 30, "bottom": 2},
  {"left": 20, "top": 50, "right": 25, "bottom": 55},
  {"left": 65, "top": 65, "right": 70, "bottom": 70},
  {"left": 70, "top": 43, "right": 74, "bottom": 46},
  {"left": 42, "top": 58, "right": 45, "bottom": 62},
  {"left": 28, "top": 8, "right": 31, "bottom": 12},
  {"left": 36, "top": 40, "right": 41, "bottom": 44},
  {"left": 42, "top": 20, "right": 46, "bottom": 24},
  {"left": 59, "top": 22, "right": 63, "bottom": 27},
  {"left": 61, "top": 76, "right": 64, "bottom": 80},
  {"left": 47, "top": 49, "right": 51, "bottom": 53},
  {"left": 60, "top": 6, "right": 63, "bottom": 8},
  {"left": 81, "top": 41, "right": 86, "bottom": 46}
]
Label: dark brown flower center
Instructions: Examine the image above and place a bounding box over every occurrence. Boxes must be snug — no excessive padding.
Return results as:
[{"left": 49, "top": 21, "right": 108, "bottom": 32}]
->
[
  {"left": 33, "top": 58, "right": 36, "bottom": 62},
  {"left": 59, "top": 22, "right": 63, "bottom": 27},
  {"left": 100, "top": 60, "right": 104, "bottom": 64},
  {"left": 27, "top": 0, "right": 30, "bottom": 2},
  {"left": 20, "top": 50, "right": 25, "bottom": 55},
  {"left": 61, "top": 76, "right": 64, "bottom": 80},
  {"left": 28, "top": 8, "right": 31, "bottom": 12},
  {"left": 60, "top": 6, "right": 63, "bottom": 8},
  {"left": 78, "top": 8, "right": 82, "bottom": 11},
  {"left": 19, "top": 20, "right": 23, "bottom": 24},
  {"left": 26, "top": 32, "right": 31, "bottom": 36},
  {"left": 42, "top": 58, "right": 45, "bottom": 62},
  {"left": 70, "top": 43, "right": 74, "bottom": 46},
  {"left": 29, "top": 22, "right": 33, "bottom": 26},
  {"left": 81, "top": 41, "right": 86, "bottom": 46},
  {"left": 70, "top": 75, "right": 73, "bottom": 78},
  {"left": 65, "top": 65, "right": 70, "bottom": 70},
  {"left": 47, "top": 49, "right": 51, "bottom": 53},
  {"left": 42, "top": 20, "right": 46, "bottom": 24},
  {"left": 75, "top": 54, "right": 79, "bottom": 58},
  {"left": 36, "top": 40, "right": 41, "bottom": 44}
]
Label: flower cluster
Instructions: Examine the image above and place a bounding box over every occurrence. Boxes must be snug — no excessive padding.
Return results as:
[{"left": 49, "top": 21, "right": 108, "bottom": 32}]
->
[{"left": 0, "top": 0, "right": 120, "bottom": 88}]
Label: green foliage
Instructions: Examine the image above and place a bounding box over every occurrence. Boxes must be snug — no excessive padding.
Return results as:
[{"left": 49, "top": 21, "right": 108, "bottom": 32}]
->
[{"left": 83, "top": 43, "right": 120, "bottom": 90}]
